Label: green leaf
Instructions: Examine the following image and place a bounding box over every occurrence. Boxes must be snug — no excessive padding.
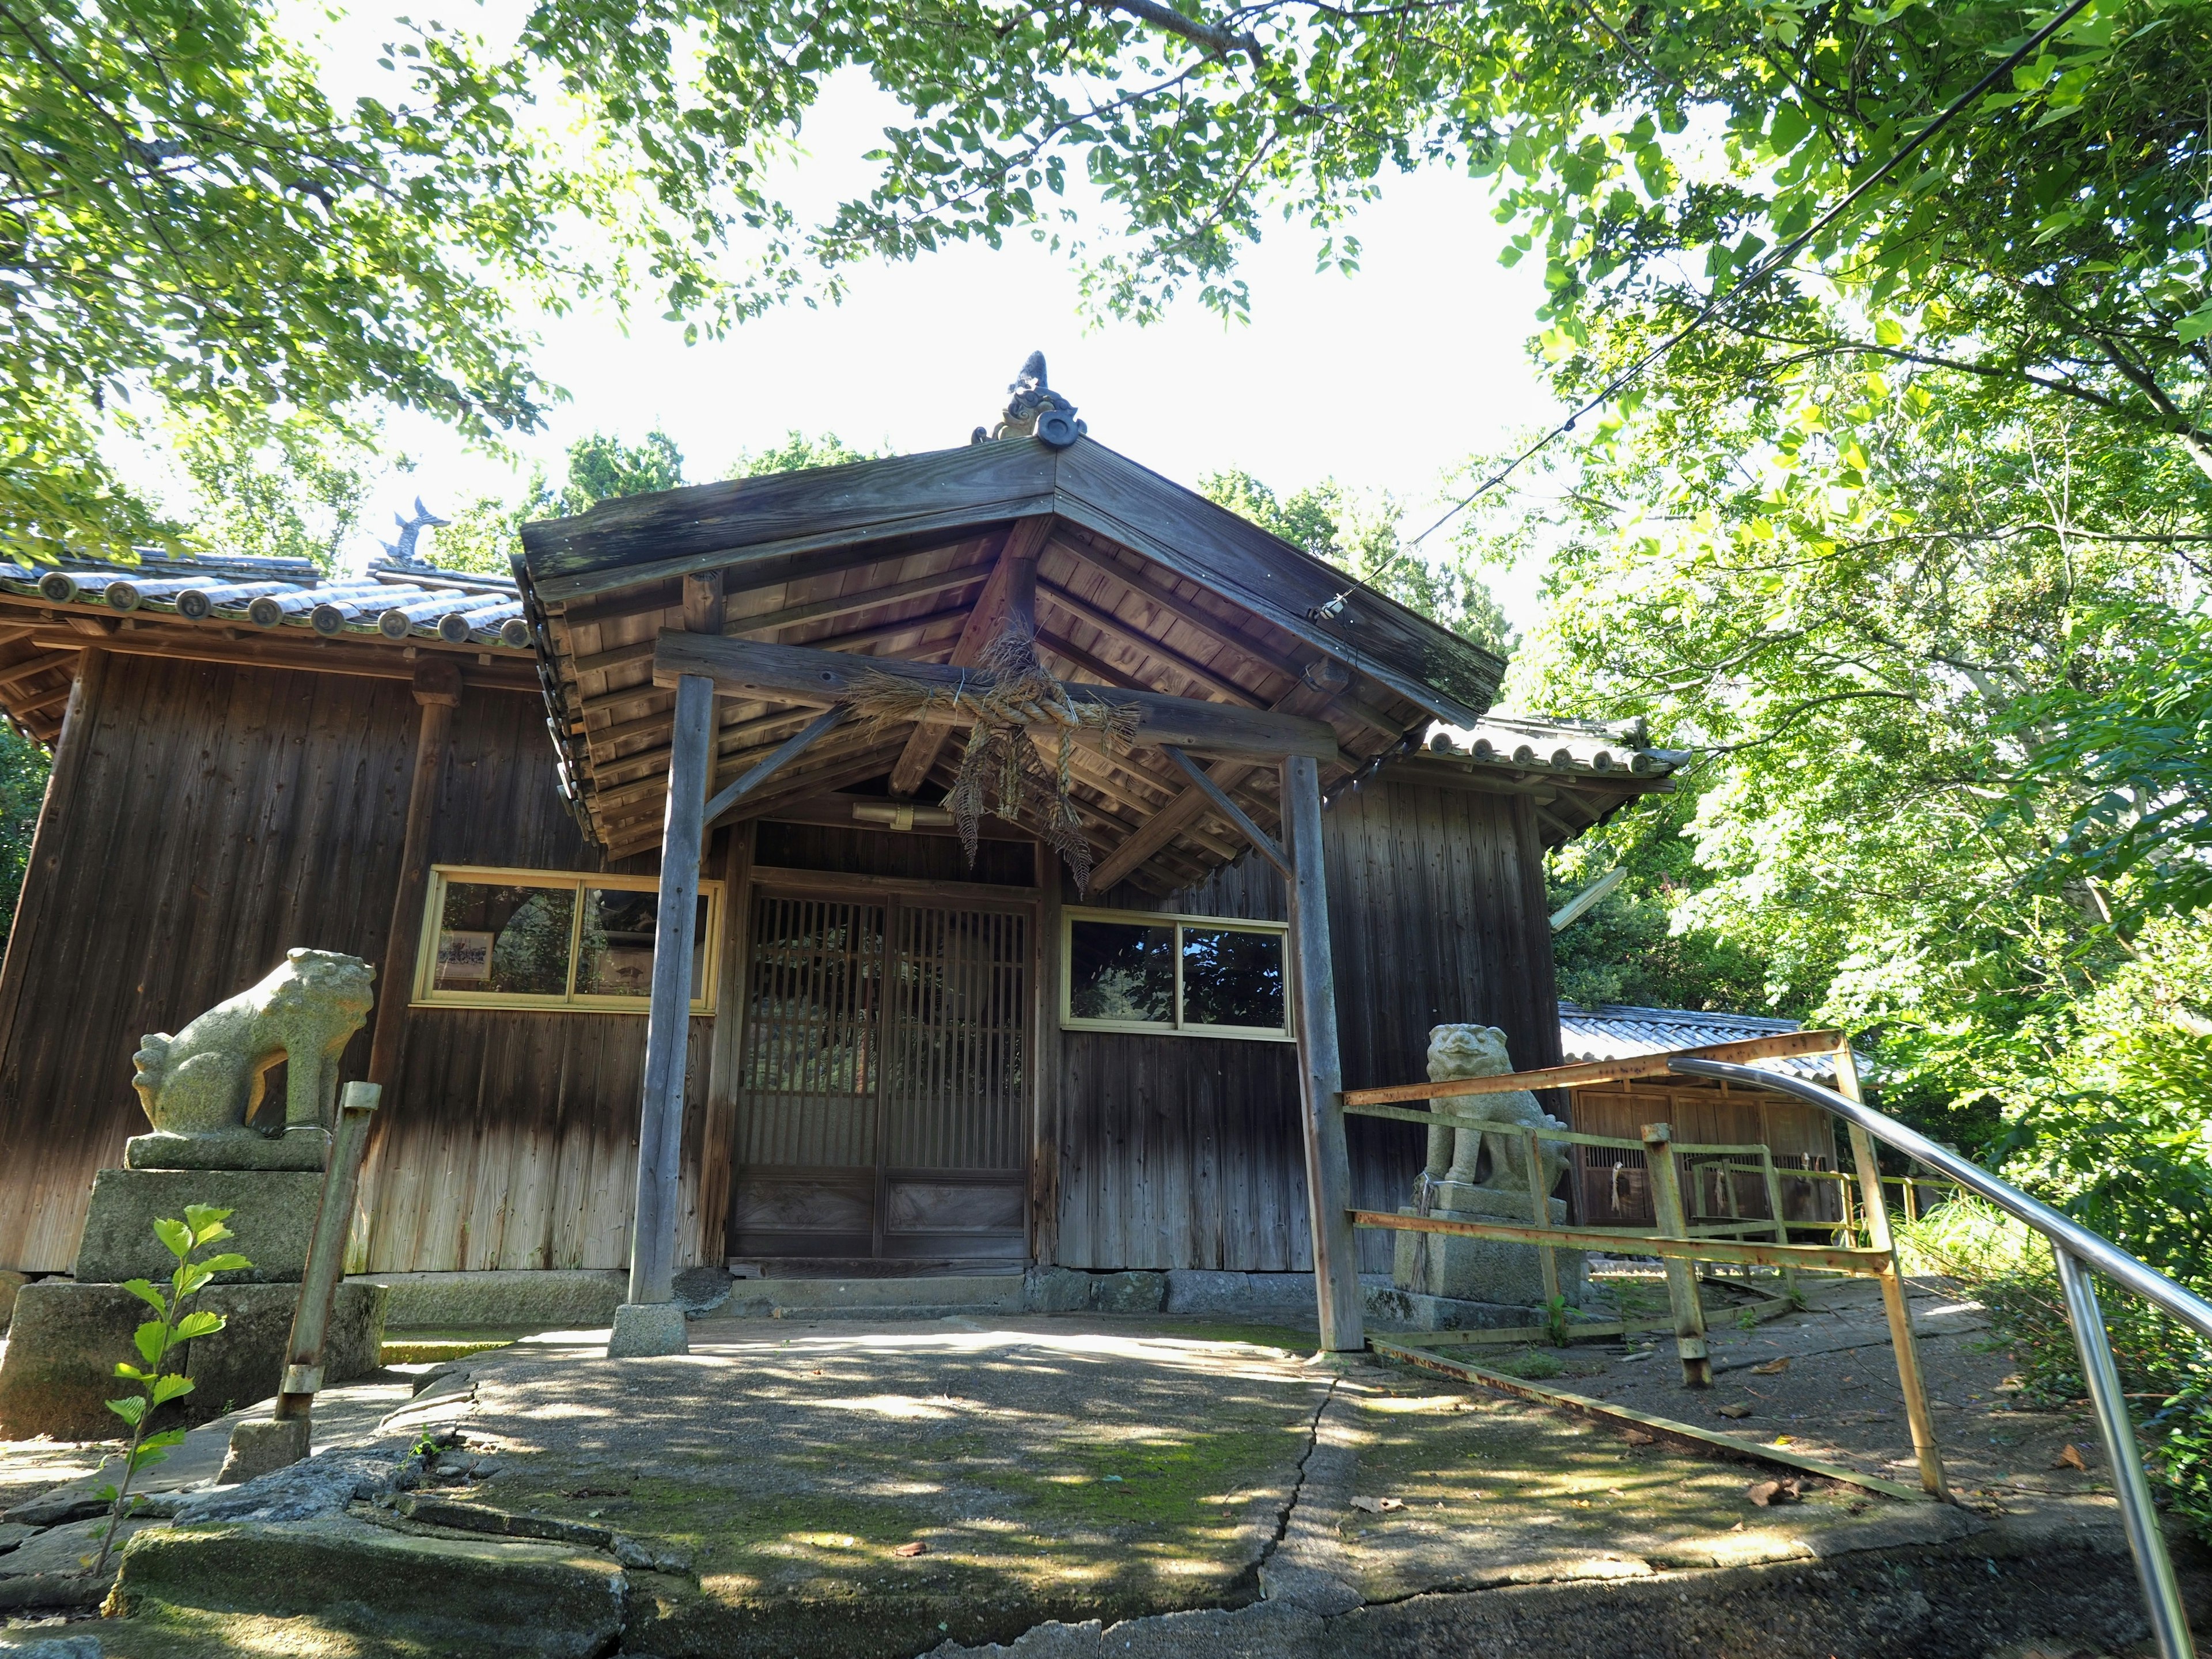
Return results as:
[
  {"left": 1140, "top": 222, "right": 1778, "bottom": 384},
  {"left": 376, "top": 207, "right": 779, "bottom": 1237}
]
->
[
  {"left": 181, "top": 1205, "right": 234, "bottom": 1238},
  {"left": 197, "top": 1253, "right": 251, "bottom": 1275},
  {"left": 120, "top": 1279, "right": 168, "bottom": 1316},
  {"left": 132, "top": 1321, "right": 167, "bottom": 1368},
  {"left": 1767, "top": 101, "right": 1811, "bottom": 155},
  {"left": 171, "top": 1309, "right": 225, "bottom": 1342},
  {"left": 106, "top": 1396, "right": 146, "bottom": 1426},
  {"left": 152, "top": 1217, "right": 192, "bottom": 1260},
  {"left": 150, "top": 1373, "right": 195, "bottom": 1406},
  {"left": 1874, "top": 317, "right": 1904, "bottom": 347},
  {"left": 2179, "top": 302, "right": 2212, "bottom": 346}
]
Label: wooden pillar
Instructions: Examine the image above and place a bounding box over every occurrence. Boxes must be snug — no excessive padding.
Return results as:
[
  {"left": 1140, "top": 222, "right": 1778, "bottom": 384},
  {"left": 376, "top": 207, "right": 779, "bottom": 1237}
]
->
[
  {"left": 1643, "top": 1121, "right": 1711, "bottom": 1386},
  {"left": 626, "top": 671, "right": 715, "bottom": 1310},
  {"left": 1032, "top": 841, "right": 1064, "bottom": 1266},
  {"left": 1838, "top": 1041, "right": 1948, "bottom": 1497},
  {"left": 366, "top": 661, "right": 462, "bottom": 1088},
  {"left": 1281, "top": 753, "right": 1362, "bottom": 1352}
]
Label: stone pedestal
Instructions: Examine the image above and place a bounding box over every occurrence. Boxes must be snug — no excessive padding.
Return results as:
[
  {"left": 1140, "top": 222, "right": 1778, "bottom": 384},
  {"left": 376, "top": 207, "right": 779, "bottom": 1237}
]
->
[
  {"left": 0, "top": 1280, "right": 387, "bottom": 1439},
  {"left": 606, "top": 1302, "right": 688, "bottom": 1358},
  {"left": 1392, "top": 1181, "right": 1589, "bottom": 1316},
  {"left": 74, "top": 1168, "right": 328, "bottom": 1284},
  {"left": 0, "top": 1160, "right": 387, "bottom": 1440}
]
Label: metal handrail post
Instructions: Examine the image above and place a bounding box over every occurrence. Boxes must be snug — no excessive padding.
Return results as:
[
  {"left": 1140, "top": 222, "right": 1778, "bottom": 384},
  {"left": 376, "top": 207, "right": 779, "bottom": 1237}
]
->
[
  {"left": 2055, "top": 1248, "right": 2197, "bottom": 1659},
  {"left": 1673, "top": 1055, "right": 2210, "bottom": 1658}
]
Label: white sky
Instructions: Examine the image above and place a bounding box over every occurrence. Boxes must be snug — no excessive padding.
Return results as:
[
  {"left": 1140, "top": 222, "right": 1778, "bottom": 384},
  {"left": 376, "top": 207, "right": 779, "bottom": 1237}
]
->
[{"left": 285, "top": 9, "right": 1568, "bottom": 623}]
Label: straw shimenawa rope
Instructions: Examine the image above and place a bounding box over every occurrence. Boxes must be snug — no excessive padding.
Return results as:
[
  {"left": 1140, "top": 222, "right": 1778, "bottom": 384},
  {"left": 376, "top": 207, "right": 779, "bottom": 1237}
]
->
[{"left": 843, "top": 626, "right": 1138, "bottom": 891}]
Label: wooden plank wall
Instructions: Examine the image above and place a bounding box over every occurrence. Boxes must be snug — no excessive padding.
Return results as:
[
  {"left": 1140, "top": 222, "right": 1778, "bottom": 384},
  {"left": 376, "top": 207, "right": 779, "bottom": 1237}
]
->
[
  {"left": 0, "top": 652, "right": 720, "bottom": 1277},
  {"left": 0, "top": 652, "right": 416, "bottom": 1271},
  {"left": 1053, "top": 775, "right": 1562, "bottom": 1273},
  {"left": 354, "top": 687, "right": 717, "bottom": 1273}
]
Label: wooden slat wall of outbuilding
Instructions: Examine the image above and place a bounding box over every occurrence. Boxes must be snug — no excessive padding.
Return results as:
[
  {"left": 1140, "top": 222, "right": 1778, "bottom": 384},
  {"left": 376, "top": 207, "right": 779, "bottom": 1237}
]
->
[{"left": 1050, "top": 776, "right": 1563, "bottom": 1274}]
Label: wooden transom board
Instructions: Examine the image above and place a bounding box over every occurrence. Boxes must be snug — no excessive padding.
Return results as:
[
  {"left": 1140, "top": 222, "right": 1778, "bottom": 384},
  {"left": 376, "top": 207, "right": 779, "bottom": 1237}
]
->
[{"left": 729, "top": 874, "right": 1033, "bottom": 1263}]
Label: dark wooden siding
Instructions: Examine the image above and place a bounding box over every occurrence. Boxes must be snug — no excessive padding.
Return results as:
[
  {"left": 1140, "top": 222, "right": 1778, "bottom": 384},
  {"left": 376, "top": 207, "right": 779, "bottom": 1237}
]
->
[
  {"left": 1052, "top": 774, "right": 1561, "bottom": 1271},
  {"left": 0, "top": 653, "right": 717, "bottom": 1276}
]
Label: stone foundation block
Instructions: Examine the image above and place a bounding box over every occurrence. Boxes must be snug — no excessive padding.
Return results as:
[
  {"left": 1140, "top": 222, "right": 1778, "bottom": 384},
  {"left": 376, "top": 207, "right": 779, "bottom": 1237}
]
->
[
  {"left": 1392, "top": 1184, "right": 1589, "bottom": 1310},
  {"left": 0, "top": 1279, "right": 387, "bottom": 1440},
  {"left": 73, "top": 1168, "right": 328, "bottom": 1285},
  {"left": 126, "top": 1127, "right": 327, "bottom": 1171},
  {"left": 606, "top": 1301, "right": 688, "bottom": 1357}
]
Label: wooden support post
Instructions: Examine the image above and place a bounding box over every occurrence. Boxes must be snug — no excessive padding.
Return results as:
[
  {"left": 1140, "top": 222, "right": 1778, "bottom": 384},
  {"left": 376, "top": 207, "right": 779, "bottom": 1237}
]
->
[
  {"left": 1642, "top": 1122, "right": 1711, "bottom": 1387},
  {"left": 1282, "top": 753, "right": 1362, "bottom": 1353},
  {"left": 1524, "top": 1127, "right": 1562, "bottom": 1312},
  {"left": 274, "top": 1084, "right": 380, "bottom": 1421},
  {"left": 366, "top": 661, "right": 461, "bottom": 1086},
  {"left": 1032, "top": 842, "right": 1064, "bottom": 1266},
  {"left": 616, "top": 671, "right": 714, "bottom": 1354},
  {"left": 1836, "top": 1041, "right": 1948, "bottom": 1498},
  {"left": 702, "top": 706, "right": 847, "bottom": 830},
  {"left": 1162, "top": 745, "right": 1289, "bottom": 876},
  {"left": 1759, "top": 1145, "right": 1800, "bottom": 1301}
]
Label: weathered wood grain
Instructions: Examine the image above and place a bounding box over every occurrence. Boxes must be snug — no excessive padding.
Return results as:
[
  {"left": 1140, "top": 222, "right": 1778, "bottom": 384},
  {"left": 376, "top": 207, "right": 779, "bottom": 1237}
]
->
[{"left": 654, "top": 632, "right": 1344, "bottom": 763}]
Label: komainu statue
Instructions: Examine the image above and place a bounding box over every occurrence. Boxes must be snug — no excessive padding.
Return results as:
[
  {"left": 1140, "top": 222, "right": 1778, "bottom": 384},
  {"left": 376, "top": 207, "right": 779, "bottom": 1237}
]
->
[
  {"left": 1419, "top": 1024, "right": 1569, "bottom": 1202},
  {"left": 127, "top": 950, "right": 375, "bottom": 1169}
]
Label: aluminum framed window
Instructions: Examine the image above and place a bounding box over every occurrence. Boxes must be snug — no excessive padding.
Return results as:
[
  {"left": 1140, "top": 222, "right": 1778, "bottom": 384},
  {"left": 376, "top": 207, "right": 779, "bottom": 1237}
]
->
[
  {"left": 1059, "top": 907, "right": 1293, "bottom": 1041},
  {"left": 412, "top": 865, "right": 721, "bottom": 1013}
]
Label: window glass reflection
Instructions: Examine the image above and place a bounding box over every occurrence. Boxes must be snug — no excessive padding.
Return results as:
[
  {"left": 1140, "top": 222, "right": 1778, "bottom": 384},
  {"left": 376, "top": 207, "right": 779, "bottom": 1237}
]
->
[
  {"left": 1069, "top": 920, "right": 1175, "bottom": 1024},
  {"left": 1180, "top": 927, "right": 1286, "bottom": 1030},
  {"left": 435, "top": 882, "right": 574, "bottom": 996}
]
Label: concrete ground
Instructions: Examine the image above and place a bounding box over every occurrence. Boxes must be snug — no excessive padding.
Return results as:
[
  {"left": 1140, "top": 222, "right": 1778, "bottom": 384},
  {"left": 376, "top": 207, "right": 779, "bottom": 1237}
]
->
[{"left": 0, "top": 1294, "right": 2205, "bottom": 1658}]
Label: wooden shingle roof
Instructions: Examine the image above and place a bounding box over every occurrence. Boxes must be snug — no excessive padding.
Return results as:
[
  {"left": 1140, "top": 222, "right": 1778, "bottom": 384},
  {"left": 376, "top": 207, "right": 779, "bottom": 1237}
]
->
[{"left": 518, "top": 434, "right": 1511, "bottom": 892}]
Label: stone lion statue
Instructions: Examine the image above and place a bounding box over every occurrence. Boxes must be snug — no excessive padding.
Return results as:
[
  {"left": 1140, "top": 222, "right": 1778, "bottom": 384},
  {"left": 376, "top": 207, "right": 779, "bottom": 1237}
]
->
[
  {"left": 132, "top": 950, "right": 375, "bottom": 1141},
  {"left": 1421, "top": 1024, "right": 1569, "bottom": 1198}
]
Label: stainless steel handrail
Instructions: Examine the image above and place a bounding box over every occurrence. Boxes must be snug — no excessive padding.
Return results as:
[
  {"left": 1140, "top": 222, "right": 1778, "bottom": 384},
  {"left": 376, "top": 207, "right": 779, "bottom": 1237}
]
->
[{"left": 1673, "top": 1056, "right": 2206, "bottom": 1658}]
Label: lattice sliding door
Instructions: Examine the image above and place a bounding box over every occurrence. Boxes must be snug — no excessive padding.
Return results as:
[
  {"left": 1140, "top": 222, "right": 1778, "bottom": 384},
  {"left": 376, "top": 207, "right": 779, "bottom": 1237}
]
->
[{"left": 728, "top": 881, "right": 1033, "bottom": 1263}]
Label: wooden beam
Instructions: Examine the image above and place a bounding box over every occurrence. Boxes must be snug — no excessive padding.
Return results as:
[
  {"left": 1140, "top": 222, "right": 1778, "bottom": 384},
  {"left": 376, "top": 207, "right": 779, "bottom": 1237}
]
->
[
  {"left": 607, "top": 743, "right": 910, "bottom": 855},
  {"left": 1164, "top": 746, "right": 1289, "bottom": 876},
  {"left": 702, "top": 707, "right": 847, "bottom": 830},
  {"left": 729, "top": 564, "right": 988, "bottom": 637},
  {"left": 889, "top": 522, "right": 1035, "bottom": 794},
  {"left": 26, "top": 628, "right": 537, "bottom": 691},
  {"left": 683, "top": 570, "right": 725, "bottom": 634},
  {"left": 656, "top": 631, "right": 1343, "bottom": 764},
  {"left": 1283, "top": 751, "right": 1361, "bottom": 1352},
  {"left": 624, "top": 671, "right": 714, "bottom": 1328},
  {"left": 1052, "top": 539, "right": 1405, "bottom": 737},
  {"left": 1039, "top": 577, "right": 1266, "bottom": 706},
  {"left": 0, "top": 653, "right": 75, "bottom": 692},
  {"left": 366, "top": 661, "right": 462, "bottom": 1086},
  {"left": 1339, "top": 1029, "right": 1851, "bottom": 1106}
]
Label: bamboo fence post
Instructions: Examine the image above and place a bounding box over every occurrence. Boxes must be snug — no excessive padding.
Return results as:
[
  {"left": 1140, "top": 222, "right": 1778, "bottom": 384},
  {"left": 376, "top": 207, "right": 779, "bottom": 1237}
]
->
[
  {"left": 1759, "top": 1145, "right": 1800, "bottom": 1301},
  {"left": 1642, "top": 1122, "right": 1711, "bottom": 1387},
  {"left": 1524, "top": 1127, "right": 1562, "bottom": 1312},
  {"left": 1835, "top": 1040, "right": 1948, "bottom": 1498}
]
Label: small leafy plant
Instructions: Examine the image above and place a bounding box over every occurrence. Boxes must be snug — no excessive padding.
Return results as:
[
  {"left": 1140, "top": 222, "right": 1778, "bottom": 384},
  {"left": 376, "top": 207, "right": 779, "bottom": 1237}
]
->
[
  {"left": 90, "top": 1206, "right": 249, "bottom": 1576},
  {"left": 1542, "top": 1294, "right": 1578, "bottom": 1347}
]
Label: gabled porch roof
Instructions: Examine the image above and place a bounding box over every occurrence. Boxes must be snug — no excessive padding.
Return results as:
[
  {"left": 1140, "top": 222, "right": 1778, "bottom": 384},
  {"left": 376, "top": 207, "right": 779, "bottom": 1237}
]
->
[{"left": 518, "top": 433, "right": 1513, "bottom": 891}]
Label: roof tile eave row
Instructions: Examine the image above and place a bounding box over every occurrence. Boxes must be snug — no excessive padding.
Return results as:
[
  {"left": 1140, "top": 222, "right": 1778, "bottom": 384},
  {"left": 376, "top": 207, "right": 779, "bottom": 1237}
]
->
[{"left": 0, "top": 556, "right": 533, "bottom": 650}]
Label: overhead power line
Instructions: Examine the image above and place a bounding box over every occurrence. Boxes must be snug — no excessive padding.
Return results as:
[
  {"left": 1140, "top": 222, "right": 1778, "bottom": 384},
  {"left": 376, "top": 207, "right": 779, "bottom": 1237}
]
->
[{"left": 1401, "top": 0, "right": 2101, "bottom": 552}]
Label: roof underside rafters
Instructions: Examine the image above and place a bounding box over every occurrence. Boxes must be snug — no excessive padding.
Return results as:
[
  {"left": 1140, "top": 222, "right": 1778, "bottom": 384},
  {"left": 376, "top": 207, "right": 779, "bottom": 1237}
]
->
[{"left": 520, "top": 435, "right": 1518, "bottom": 893}]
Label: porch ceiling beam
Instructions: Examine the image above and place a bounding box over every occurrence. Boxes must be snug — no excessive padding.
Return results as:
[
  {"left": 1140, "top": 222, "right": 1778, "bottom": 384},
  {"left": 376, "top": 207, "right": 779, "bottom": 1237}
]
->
[
  {"left": 1036, "top": 577, "right": 1271, "bottom": 707},
  {"left": 888, "top": 521, "right": 1034, "bottom": 796},
  {"left": 728, "top": 563, "right": 990, "bottom": 639},
  {"left": 605, "top": 743, "right": 910, "bottom": 854},
  {"left": 656, "top": 632, "right": 1343, "bottom": 764},
  {"left": 1051, "top": 539, "right": 1406, "bottom": 738},
  {"left": 589, "top": 709, "right": 826, "bottom": 804},
  {"left": 577, "top": 616, "right": 967, "bottom": 717},
  {"left": 566, "top": 532, "right": 990, "bottom": 636},
  {"left": 1164, "top": 745, "right": 1290, "bottom": 877},
  {"left": 702, "top": 707, "right": 848, "bottom": 831}
]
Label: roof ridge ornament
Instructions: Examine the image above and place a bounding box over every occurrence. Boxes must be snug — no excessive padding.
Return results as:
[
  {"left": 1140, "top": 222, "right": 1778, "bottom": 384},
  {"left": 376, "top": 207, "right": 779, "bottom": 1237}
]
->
[
  {"left": 972, "top": 351, "right": 1087, "bottom": 449},
  {"left": 380, "top": 497, "right": 449, "bottom": 568}
]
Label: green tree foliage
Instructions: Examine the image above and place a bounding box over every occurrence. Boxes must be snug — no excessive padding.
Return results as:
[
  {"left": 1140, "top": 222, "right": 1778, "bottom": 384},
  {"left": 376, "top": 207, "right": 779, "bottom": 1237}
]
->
[
  {"left": 431, "top": 428, "right": 690, "bottom": 575},
  {"left": 2, "top": 0, "right": 586, "bottom": 562},
  {"left": 1201, "top": 469, "right": 1514, "bottom": 654},
  {"left": 726, "top": 432, "right": 887, "bottom": 477},
  {"left": 165, "top": 416, "right": 381, "bottom": 573}
]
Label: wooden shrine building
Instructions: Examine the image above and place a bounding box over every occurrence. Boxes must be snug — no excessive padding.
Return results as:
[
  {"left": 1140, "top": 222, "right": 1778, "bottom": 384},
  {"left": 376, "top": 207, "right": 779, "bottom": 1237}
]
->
[{"left": 0, "top": 400, "right": 1696, "bottom": 1331}]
